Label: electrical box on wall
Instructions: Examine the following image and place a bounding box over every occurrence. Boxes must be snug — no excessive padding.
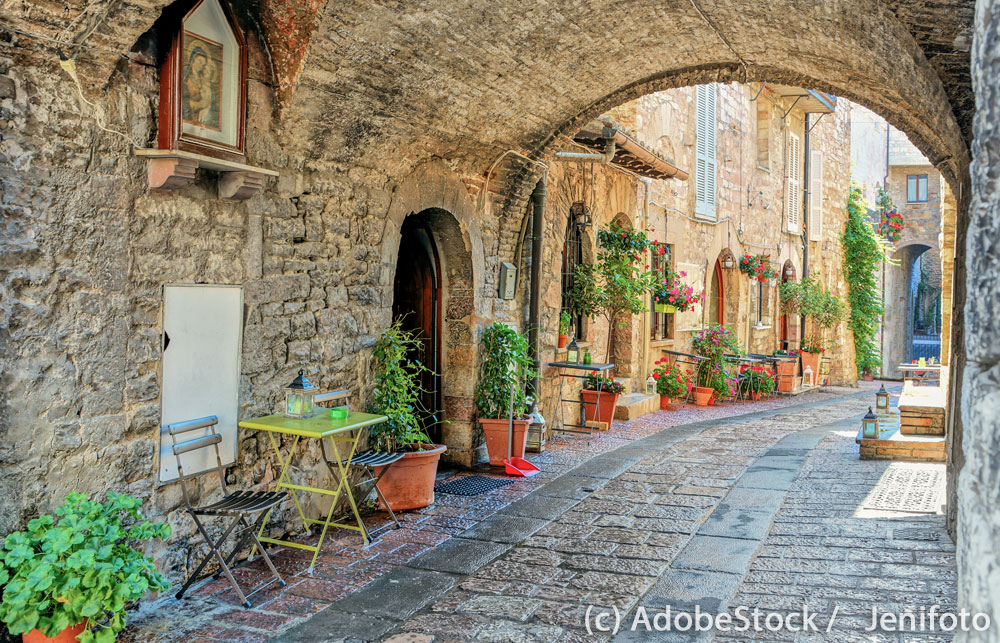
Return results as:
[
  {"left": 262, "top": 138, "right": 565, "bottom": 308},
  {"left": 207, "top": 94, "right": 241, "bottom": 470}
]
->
[{"left": 499, "top": 262, "right": 516, "bottom": 300}]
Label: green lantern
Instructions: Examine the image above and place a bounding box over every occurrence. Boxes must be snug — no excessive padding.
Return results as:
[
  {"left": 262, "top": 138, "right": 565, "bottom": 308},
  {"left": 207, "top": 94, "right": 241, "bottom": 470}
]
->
[{"left": 285, "top": 369, "right": 317, "bottom": 419}]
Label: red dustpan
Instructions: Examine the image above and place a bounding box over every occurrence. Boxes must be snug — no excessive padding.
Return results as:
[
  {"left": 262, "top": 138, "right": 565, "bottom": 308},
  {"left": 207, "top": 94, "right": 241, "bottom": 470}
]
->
[
  {"left": 504, "top": 456, "right": 540, "bottom": 477},
  {"left": 502, "top": 383, "right": 540, "bottom": 477}
]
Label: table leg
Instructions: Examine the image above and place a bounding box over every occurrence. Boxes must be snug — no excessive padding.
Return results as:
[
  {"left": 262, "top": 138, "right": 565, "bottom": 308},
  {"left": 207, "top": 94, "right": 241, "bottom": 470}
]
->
[{"left": 249, "top": 433, "right": 305, "bottom": 560}]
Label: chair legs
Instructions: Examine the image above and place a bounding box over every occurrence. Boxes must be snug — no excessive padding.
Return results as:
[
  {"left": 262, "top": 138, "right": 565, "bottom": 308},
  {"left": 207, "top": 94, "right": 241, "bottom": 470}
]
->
[{"left": 177, "top": 510, "right": 285, "bottom": 608}]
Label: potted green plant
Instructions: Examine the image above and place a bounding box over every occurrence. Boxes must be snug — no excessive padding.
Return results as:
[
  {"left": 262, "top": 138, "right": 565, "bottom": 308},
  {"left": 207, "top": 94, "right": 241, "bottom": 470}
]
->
[
  {"left": 557, "top": 311, "right": 571, "bottom": 349},
  {"left": 778, "top": 276, "right": 846, "bottom": 384},
  {"left": 567, "top": 220, "right": 656, "bottom": 364},
  {"left": 0, "top": 492, "right": 170, "bottom": 643},
  {"left": 581, "top": 371, "right": 625, "bottom": 427},
  {"left": 651, "top": 358, "right": 690, "bottom": 409},
  {"left": 691, "top": 325, "right": 742, "bottom": 405},
  {"left": 368, "top": 320, "right": 447, "bottom": 511},
  {"left": 475, "top": 323, "right": 537, "bottom": 466}
]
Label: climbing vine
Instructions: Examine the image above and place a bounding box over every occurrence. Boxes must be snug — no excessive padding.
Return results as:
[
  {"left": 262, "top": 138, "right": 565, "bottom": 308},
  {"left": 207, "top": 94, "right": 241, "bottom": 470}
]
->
[{"left": 842, "top": 182, "right": 889, "bottom": 376}]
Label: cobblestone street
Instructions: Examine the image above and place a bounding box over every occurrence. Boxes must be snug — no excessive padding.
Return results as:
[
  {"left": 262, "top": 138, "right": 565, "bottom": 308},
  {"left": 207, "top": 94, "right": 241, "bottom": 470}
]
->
[{"left": 119, "top": 385, "right": 956, "bottom": 642}]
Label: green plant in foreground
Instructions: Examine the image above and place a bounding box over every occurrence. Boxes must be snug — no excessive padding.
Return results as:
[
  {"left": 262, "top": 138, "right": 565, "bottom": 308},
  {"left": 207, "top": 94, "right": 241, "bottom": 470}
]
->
[
  {"left": 558, "top": 310, "right": 571, "bottom": 335},
  {"left": 842, "top": 182, "right": 889, "bottom": 375},
  {"left": 475, "top": 323, "right": 537, "bottom": 420},
  {"left": 369, "top": 319, "right": 437, "bottom": 452},
  {"left": 0, "top": 492, "right": 170, "bottom": 643}
]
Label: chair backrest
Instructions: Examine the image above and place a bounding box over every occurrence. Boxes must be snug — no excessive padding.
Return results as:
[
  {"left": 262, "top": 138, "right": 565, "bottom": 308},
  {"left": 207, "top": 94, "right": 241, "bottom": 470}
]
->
[
  {"left": 314, "top": 388, "right": 351, "bottom": 407},
  {"left": 165, "top": 415, "right": 226, "bottom": 507}
]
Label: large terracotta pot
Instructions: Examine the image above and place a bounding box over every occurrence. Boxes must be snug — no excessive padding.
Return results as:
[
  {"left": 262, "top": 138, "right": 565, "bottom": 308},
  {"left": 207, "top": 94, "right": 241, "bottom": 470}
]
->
[
  {"left": 480, "top": 418, "right": 530, "bottom": 466},
  {"left": 659, "top": 395, "right": 672, "bottom": 410},
  {"left": 693, "top": 386, "right": 712, "bottom": 406},
  {"left": 775, "top": 359, "right": 796, "bottom": 393},
  {"left": 581, "top": 389, "right": 619, "bottom": 427},
  {"left": 557, "top": 334, "right": 569, "bottom": 349},
  {"left": 23, "top": 622, "right": 87, "bottom": 643},
  {"left": 373, "top": 444, "right": 446, "bottom": 511},
  {"left": 800, "top": 350, "right": 821, "bottom": 385}
]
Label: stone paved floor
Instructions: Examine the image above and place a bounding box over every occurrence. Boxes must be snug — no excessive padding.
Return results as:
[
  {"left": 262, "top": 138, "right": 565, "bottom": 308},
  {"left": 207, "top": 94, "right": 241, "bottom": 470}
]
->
[{"left": 122, "top": 384, "right": 957, "bottom": 642}]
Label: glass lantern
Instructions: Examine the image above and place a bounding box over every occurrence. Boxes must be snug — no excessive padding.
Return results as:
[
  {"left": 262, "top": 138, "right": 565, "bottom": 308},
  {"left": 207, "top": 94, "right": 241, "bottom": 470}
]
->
[
  {"left": 285, "top": 369, "right": 317, "bottom": 419},
  {"left": 566, "top": 338, "right": 580, "bottom": 363},
  {"left": 876, "top": 384, "right": 890, "bottom": 411},
  {"left": 646, "top": 375, "right": 656, "bottom": 395},
  {"left": 861, "top": 407, "right": 879, "bottom": 439}
]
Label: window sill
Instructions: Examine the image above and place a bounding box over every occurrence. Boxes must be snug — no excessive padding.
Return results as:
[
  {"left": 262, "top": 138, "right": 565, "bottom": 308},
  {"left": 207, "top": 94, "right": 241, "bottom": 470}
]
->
[
  {"left": 756, "top": 165, "right": 771, "bottom": 173},
  {"left": 753, "top": 324, "right": 772, "bottom": 331},
  {"left": 650, "top": 339, "right": 675, "bottom": 348}
]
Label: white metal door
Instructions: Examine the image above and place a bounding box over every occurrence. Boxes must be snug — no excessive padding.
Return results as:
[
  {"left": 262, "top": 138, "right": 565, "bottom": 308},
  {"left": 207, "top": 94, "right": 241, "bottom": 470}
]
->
[{"left": 159, "top": 284, "right": 243, "bottom": 484}]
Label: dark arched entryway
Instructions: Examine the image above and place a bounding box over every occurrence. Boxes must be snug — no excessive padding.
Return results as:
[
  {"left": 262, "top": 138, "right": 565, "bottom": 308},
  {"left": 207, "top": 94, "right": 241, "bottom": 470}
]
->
[{"left": 392, "top": 215, "right": 443, "bottom": 442}]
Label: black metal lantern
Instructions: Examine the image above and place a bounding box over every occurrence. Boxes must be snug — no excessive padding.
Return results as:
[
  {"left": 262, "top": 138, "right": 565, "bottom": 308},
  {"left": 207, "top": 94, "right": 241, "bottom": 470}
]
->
[
  {"left": 720, "top": 250, "right": 736, "bottom": 270},
  {"left": 285, "top": 369, "right": 317, "bottom": 419},
  {"left": 861, "top": 407, "right": 880, "bottom": 439},
  {"left": 876, "top": 384, "right": 890, "bottom": 411},
  {"left": 566, "top": 338, "right": 580, "bottom": 363},
  {"left": 784, "top": 264, "right": 795, "bottom": 278}
]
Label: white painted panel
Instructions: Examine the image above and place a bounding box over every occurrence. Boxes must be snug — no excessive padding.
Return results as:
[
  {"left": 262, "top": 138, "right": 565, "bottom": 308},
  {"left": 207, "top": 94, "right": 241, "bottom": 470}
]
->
[{"left": 159, "top": 285, "right": 243, "bottom": 484}]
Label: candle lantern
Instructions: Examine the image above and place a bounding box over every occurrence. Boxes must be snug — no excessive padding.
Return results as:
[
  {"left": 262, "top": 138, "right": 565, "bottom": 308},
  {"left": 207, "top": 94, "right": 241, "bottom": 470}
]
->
[
  {"left": 720, "top": 250, "right": 736, "bottom": 270},
  {"left": 861, "top": 407, "right": 880, "bottom": 439},
  {"left": 285, "top": 369, "right": 318, "bottom": 419},
  {"left": 875, "top": 384, "right": 890, "bottom": 411},
  {"left": 566, "top": 338, "right": 580, "bottom": 363}
]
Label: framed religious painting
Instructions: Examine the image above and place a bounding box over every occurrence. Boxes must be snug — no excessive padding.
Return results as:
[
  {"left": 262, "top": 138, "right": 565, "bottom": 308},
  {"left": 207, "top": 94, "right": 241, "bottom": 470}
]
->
[{"left": 159, "top": 0, "right": 246, "bottom": 161}]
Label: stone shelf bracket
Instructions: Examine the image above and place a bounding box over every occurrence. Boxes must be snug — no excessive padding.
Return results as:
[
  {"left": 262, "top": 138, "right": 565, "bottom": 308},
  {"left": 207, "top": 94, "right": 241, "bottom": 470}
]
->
[{"left": 135, "top": 149, "right": 278, "bottom": 200}]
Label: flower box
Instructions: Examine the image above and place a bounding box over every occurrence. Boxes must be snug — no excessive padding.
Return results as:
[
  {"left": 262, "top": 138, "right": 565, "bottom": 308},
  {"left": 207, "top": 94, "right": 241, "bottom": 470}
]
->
[{"left": 654, "top": 303, "right": 678, "bottom": 314}]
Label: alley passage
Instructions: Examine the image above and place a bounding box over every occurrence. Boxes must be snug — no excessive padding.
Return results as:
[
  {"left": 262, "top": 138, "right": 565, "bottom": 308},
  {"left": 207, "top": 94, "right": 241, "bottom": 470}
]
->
[{"left": 121, "top": 388, "right": 955, "bottom": 642}]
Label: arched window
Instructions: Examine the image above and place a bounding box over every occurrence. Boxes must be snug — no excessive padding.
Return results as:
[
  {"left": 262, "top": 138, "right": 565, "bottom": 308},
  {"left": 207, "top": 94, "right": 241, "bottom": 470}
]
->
[{"left": 561, "top": 206, "right": 586, "bottom": 339}]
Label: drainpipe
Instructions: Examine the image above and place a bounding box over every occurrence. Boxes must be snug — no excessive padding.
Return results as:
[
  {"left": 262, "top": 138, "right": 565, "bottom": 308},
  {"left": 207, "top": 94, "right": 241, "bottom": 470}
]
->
[
  {"left": 801, "top": 113, "right": 810, "bottom": 343},
  {"left": 554, "top": 139, "right": 616, "bottom": 164},
  {"left": 528, "top": 177, "right": 546, "bottom": 398}
]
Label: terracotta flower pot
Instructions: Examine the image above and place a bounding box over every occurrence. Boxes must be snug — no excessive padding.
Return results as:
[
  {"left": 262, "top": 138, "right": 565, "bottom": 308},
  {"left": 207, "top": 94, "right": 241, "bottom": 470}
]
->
[
  {"left": 581, "top": 389, "right": 619, "bottom": 426},
  {"left": 693, "top": 386, "right": 713, "bottom": 406},
  {"left": 800, "top": 350, "right": 821, "bottom": 385},
  {"left": 659, "top": 395, "right": 672, "bottom": 410},
  {"left": 557, "top": 334, "right": 569, "bottom": 349},
  {"left": 776, "top": 359, "right": 796, "bottom": 393},
  {"left": 751, "top": 391, "right": 761, "bottom": 402},
  {"left": 480, "top": 418, "right": 530, "bottom": 466},
  {"left": 373, "top": 444, "right": 446, "bottom": 511},
  {"left": 23, "top": 622, "right": 87, "bottom": 643}
]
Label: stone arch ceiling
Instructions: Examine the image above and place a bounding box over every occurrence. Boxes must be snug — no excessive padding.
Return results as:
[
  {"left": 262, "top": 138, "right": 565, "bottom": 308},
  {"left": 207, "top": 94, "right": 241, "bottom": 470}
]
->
[{"left": 4, "top": 0, "right": 973, "bottom": 187}]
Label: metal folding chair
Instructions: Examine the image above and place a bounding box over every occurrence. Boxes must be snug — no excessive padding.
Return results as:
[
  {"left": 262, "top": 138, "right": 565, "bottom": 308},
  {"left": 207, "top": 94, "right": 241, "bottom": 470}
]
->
[
  {"left": 314, "top": 389, "right": 405, "bottom": 546},
  {"left": 168, "top": 416, "right": 287, "bottom": 608}
]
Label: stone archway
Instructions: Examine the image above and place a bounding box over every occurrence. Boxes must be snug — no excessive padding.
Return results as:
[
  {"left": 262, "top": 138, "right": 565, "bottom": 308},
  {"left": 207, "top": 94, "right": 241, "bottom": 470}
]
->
[
  {"left": 780, "top": 259, "right": 798, "bottom": 351},
  {"left": 381, "top": 162, "right": 487, "bottom": 466},
  {"left": 882, "top": 239, "right": 940, "bottom": 377}
]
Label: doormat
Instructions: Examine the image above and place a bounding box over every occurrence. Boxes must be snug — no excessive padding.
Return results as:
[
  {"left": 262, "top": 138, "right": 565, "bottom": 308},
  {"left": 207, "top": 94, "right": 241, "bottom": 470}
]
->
[
  {"left": 862, "top": 464, "right": 945, "bottom": 514},
  {"left": 434, "top": 475, "right": 515, "bottom": 496}
]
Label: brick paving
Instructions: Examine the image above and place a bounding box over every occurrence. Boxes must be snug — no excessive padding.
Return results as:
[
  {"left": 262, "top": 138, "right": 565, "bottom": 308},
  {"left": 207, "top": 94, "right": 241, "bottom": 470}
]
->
[{"left": 120, "top": 384, "right": 956, "bottom": 642}]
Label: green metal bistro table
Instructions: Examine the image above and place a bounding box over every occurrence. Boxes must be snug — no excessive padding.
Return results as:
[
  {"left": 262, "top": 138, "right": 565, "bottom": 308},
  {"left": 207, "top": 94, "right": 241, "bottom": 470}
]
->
[{"left": 239, "top": 411, "right": 388, "bottom": 570}]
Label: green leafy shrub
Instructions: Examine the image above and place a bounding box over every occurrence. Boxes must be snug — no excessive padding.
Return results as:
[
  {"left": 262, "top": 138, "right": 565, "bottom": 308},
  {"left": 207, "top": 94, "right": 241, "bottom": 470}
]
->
[
  {"left": 0, "top": 492, "right": 170, "bottom": 643},
  {"left": 842, "top": 182, "right": 889, "bottom": 375},
  {"left": 368, "top": 319, "right": 438, "bottom": 451},
  {"left": 558, "top": 311, "right": 571, "bottom": 335},
  {"left": 475, "top": 323, "right": 537, "bottom": 420}
]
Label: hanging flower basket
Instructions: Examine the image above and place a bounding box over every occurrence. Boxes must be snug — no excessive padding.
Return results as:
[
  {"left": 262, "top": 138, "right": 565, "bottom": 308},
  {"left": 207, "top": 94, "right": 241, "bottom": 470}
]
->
[
  {"left": 739, "top": 253, "right": 778, "bottom": 283},
  {"left": 878, "top": 208, "right": 904, "bottom": 243},
  {"left": 650, "top": 266, "right": 702, "bottom": 312}
]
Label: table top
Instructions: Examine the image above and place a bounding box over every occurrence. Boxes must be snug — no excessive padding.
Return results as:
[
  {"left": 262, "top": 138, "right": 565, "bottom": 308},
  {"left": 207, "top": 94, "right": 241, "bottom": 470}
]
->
[
  {"left": 898, "top": 364, "right": 942, "bottom": 371},
  {"left": 239, "top": 411, "right": 388, "bottom": 438},
  {"left": 659, "top": 349, "right": 708, "bottom": 361},
  {"left": 548, "top": 361, "right": 614, "bottom": 371}
]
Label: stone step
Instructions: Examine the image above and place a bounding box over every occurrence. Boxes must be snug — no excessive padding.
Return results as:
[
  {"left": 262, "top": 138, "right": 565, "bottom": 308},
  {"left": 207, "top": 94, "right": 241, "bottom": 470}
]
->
[{"left": 613, "top": 392, "right": 659, "bottom": 421}]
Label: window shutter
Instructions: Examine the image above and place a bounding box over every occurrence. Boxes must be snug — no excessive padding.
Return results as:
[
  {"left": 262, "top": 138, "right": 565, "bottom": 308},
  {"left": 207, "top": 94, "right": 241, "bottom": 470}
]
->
[
  {"left": 695, "top": 84, "right": 717, "bottom": 219},
  {"left": 808, "top": 149, "right": 823, "bottom": 242},
  {"left": 786, "top": 133, "right": 801, "bottom": 233}
]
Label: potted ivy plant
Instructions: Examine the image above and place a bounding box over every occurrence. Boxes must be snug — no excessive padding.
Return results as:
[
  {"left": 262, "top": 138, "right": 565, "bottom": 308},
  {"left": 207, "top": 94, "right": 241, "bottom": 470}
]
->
[
  {"left": 0, "top": 492, "right": 170, "bottom": 643},
  {"left": 475, "top": 323, "right": 537, "bottom": 466},
  {"left": 691, "top": 325, "right": 742, "bottom": 406},
  {"left": 581, "top": 371, "right": 625, "bottom": 427},
  {"left": 368, "top": 320, "right": 447, "bottom": 511},
  {"left": 557, "top": 311, "right": 571, "bottom": 349}
]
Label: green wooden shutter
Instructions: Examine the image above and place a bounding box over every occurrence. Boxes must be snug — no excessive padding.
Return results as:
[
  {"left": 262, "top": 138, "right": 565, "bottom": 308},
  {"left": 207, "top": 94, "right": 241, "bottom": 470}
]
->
[{"left": 695, "top": 84, "right": 717, "bottom": 219}]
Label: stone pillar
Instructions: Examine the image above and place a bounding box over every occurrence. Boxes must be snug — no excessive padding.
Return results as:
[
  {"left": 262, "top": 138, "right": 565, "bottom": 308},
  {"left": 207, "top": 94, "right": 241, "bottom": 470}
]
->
[
  {"left": 956, "top": 1, "right": 1000, "bottom": 638},
  {"left": 939, "top": 183, "right": 957, "bottom": 366}
]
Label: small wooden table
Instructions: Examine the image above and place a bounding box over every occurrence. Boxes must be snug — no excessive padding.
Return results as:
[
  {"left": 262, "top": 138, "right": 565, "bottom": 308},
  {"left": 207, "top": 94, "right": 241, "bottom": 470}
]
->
[
  {"left": 898, "top": 364, "right": 942, "bottom": 386},
  {"left": 240, "top": 411, "right": 387, "bottom": 570}
]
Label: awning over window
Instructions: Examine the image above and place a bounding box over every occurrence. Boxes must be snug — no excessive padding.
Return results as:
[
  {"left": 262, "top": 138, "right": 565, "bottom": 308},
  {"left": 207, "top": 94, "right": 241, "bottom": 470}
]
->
[
  {"left": 572, "top": 119, "right": 689, "bottom": 181},
  {"left": 766, "top": 85, "right": 838, "bottom": 114}
]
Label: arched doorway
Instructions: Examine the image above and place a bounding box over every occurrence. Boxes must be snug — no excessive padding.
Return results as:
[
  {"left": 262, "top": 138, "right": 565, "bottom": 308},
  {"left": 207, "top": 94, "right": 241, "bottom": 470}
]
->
[
  {"left": 707, "top": 250, "right": 740, "bottom": 328},
  {"left": 708, "top": 259, "right": 725, "bottom": 326},
  {"left": 393, "top": 215, "right": 442, "bottom": 442}
]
